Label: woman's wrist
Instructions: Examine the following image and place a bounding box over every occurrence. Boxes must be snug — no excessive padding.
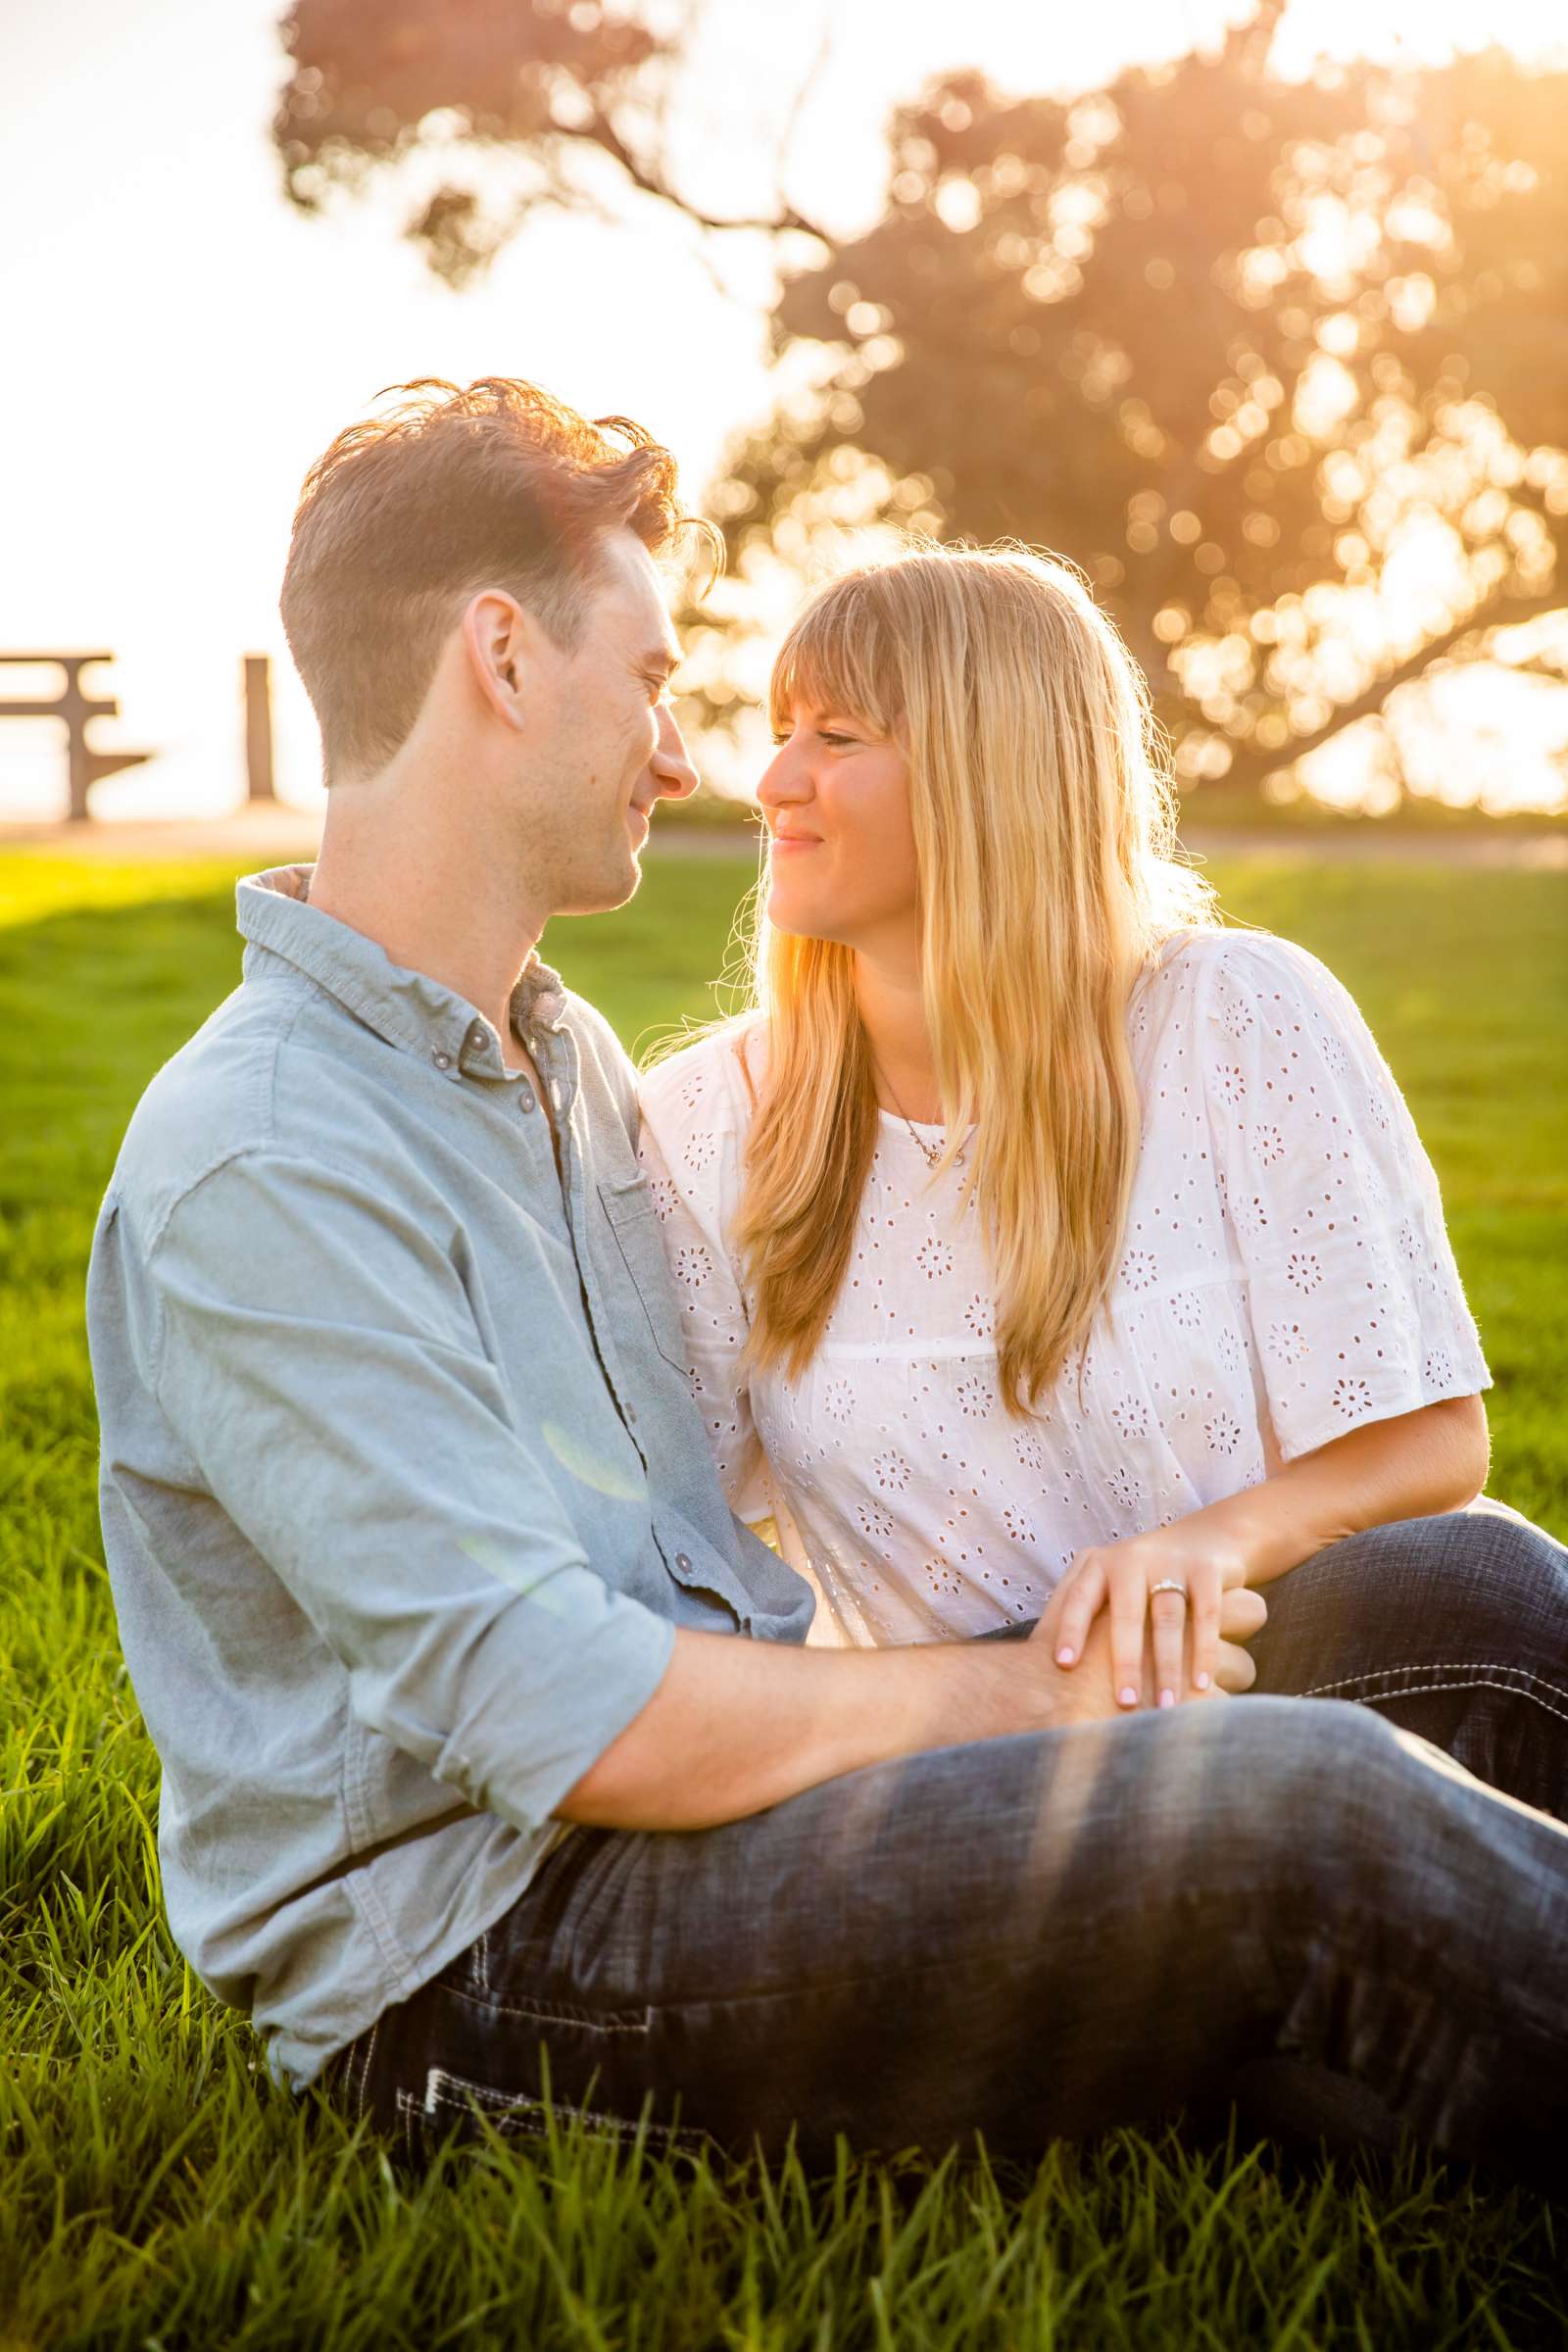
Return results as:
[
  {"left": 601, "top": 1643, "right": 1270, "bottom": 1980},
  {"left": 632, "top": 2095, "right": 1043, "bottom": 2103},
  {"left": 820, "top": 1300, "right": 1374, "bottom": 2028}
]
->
[{"left": 1179, "top": 1479, "right": 1329, "bottom": 1589}]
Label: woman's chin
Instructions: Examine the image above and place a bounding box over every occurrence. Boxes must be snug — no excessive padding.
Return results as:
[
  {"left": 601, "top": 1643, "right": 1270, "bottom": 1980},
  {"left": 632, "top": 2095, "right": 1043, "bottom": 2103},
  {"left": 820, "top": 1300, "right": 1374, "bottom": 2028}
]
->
[{"left": 765, "top": 887, "right": 831, "bottom": 942}]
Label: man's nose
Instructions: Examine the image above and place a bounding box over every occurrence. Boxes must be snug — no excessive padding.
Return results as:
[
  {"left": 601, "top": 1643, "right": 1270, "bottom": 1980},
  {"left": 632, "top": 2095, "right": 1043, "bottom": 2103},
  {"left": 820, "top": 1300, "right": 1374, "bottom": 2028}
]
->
[{"left": 650, "top": 703, "right": 700, "bottom": 800}]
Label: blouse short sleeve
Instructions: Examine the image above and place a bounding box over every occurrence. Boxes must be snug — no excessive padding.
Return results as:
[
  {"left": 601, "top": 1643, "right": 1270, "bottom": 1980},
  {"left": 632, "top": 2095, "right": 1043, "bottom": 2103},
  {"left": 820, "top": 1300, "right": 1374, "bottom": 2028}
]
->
[
  {"left": 1199, "top": 933, "right": 1491, "bottom": 1460},
  {"left": 634, "top": 1027, "right": 773, "bottom": 1526}
]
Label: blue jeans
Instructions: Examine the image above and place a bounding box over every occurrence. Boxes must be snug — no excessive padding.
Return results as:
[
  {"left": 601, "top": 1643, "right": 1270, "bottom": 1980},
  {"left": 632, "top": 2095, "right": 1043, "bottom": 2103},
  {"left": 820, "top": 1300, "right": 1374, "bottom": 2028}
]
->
[{"left": 327, "top": 1505, "right": 1568, "bottom": 2180}]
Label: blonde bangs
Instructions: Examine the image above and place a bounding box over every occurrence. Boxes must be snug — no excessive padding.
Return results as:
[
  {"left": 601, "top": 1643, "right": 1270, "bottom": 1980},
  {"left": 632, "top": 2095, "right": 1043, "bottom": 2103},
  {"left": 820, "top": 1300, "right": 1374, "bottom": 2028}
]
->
[{"left": 768, "top": 575, "right": 902, "bottom": 745}]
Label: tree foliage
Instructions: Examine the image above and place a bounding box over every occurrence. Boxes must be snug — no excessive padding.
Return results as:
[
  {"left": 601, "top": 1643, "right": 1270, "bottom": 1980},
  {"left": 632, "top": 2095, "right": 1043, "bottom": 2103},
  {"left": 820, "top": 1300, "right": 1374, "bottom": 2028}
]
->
[
  {"left": 272, "top": 2, "right": 1568, "bottom": 803},
  {"left": 273, "top": 0, "right": 823, "bottom": 287},
  {"left": 698, "top": 17, "right": 1568, "bottom": 798}
]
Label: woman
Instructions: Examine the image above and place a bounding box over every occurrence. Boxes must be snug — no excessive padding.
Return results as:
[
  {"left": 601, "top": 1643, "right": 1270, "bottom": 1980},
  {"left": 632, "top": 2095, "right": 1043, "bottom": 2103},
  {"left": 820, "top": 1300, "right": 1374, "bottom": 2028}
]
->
[{"left": 635, "top": 546, "right": 1492, "bottom": 1709}]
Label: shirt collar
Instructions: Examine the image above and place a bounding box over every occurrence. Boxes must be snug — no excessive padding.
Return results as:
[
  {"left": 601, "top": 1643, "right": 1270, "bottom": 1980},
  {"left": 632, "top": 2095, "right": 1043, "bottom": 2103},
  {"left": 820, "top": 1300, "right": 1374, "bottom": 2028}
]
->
[{"left": 235, "top": 865, "right": 569, "bottom": 1073}]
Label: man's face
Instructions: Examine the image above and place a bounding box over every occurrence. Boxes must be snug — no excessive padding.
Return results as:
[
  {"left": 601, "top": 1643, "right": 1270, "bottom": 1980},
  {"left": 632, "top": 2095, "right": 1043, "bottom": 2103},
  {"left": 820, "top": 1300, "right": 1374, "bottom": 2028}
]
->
[{"left": 520, "top": 529, "right": 695, "bottom": 914}]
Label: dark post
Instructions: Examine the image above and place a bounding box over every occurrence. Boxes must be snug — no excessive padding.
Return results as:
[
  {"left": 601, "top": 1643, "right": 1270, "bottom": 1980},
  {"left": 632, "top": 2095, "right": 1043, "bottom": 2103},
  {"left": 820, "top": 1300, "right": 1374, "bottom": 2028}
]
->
[
  {"left": 244, "top": 655, "right": 275, "bottom": 802},
  {"left": 0, "top": 653, "right": 151, "bottom": 820}
]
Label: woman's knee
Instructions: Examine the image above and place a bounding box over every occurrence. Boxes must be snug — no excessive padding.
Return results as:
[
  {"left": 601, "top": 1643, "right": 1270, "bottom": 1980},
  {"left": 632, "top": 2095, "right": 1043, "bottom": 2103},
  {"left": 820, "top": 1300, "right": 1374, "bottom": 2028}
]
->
[{"left": 1315, "top": 1506, "right": 1565, "bottom": 1641}]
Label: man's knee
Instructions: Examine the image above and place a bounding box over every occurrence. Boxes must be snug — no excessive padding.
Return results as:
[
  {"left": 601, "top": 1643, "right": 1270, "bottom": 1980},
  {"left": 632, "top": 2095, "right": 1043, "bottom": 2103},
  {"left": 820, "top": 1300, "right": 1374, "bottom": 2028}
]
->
[{"left": 1200, "top": 1695, "right": 1414, "bottom": 1870}]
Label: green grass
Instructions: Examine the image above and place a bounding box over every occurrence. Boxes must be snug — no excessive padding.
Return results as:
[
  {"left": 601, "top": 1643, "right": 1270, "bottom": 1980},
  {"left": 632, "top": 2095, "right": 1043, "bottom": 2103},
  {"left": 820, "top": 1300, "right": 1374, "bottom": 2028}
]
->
[{"left": 1, "top": 847, "right": 1563, "bottom": 2349}]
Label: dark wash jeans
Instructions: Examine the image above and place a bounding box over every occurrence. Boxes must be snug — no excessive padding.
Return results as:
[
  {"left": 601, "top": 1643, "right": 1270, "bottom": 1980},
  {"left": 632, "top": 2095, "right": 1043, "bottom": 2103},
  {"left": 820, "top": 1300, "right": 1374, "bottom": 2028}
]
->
[{"left": 326, "top": 1503, "right": 1568, "bottom": 2179}]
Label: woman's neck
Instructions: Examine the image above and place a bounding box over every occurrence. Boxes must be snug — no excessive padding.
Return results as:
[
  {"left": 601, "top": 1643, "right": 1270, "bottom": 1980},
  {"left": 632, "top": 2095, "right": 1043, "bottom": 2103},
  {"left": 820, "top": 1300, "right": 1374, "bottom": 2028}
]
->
[{"left": 853, "top": 942, "right": 946, "bottom": 1123}]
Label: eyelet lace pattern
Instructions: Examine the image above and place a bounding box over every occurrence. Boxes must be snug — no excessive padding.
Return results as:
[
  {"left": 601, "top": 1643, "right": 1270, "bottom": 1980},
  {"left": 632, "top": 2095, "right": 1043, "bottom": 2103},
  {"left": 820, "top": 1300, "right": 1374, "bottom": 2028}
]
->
[{"left": 635, "top": 932, "right": 1490, "bottom": 1648}]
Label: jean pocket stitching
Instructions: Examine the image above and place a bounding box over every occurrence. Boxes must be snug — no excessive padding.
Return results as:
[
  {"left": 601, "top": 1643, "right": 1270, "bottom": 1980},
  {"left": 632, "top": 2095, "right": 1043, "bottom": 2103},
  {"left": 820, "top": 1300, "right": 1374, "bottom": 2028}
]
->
[
  {"left": 356, "top": 2017, "right": 381, "bottom": 2122},
  {"left": 443, "top": 1980, "right": 653, "bottom": 2034},
  {"left": 1302, "top": 1664, "right": 1568, "bottom": 1727},
  {"left": 394, "top": 2084, "right": 418, "bottom": 2156},
  {"left": 419, "top": 2065, "right": 707, "bottom": 2153}
]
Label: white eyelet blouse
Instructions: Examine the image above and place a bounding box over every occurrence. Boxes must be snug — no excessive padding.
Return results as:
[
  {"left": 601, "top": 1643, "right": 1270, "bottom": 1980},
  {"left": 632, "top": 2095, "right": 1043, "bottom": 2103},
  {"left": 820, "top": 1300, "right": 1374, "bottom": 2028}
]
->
[{"left": 634, "top": 929, "right": 1491, "bottom": 1648}]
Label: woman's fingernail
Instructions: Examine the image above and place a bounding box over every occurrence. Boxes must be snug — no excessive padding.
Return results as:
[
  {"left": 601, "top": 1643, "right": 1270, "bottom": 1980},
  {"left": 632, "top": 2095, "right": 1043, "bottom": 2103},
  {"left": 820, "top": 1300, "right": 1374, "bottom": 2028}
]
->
[
  {"left": 1195, "top": 1671, "right": 1211, "bottom": 1691},
  {"left": 1055, "top": 1645, "right": 1075, "bottom": 1666},
  {"left": 1159, "top": 1689, "right": 1175, "bottom": 1709},
  {"left": 1119, "top": 1686, "right": 1139, "bottom": 1708}
]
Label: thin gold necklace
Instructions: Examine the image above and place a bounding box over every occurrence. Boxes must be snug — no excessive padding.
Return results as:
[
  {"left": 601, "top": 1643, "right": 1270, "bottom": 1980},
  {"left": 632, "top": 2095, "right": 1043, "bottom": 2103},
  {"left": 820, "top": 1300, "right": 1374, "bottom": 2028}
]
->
[{"left": 873, "top": 1058, "right": 969, "bottom": 1174}]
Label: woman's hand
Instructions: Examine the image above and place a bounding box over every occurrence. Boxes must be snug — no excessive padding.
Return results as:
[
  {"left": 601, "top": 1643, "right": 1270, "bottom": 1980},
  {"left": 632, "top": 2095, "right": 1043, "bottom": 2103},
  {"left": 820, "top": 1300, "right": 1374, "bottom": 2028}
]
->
[{"left": 1050, "top": 1523, "right": 1254, "bottom": 1709}]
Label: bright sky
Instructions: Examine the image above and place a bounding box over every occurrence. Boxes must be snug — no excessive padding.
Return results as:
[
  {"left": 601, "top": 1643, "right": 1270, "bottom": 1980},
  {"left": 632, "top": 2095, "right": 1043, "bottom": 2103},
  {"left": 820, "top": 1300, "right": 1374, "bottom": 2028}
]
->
[{"left": 0, "top": 0, "right": 1561, "bottom": 820}]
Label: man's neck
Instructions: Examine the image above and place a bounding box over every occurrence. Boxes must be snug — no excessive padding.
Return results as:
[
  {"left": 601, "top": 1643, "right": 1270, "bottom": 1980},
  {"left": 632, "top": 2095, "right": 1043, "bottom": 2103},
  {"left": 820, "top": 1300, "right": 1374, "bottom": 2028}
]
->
[{"left": 308, "top": 787, "right": 547, "bottom": 1052}]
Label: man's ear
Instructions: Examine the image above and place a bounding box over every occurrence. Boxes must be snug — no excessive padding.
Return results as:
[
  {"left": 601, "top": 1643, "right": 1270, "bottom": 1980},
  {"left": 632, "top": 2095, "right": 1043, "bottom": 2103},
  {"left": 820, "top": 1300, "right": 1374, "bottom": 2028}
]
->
[{"left": 460, "top": 590, "right": 536, "bottom": 733}]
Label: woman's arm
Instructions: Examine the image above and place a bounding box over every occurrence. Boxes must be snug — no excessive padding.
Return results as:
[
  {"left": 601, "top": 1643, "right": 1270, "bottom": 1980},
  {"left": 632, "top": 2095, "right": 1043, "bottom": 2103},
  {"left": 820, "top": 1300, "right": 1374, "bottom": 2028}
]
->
[
  {"left": 1052, "top": 1394, "right": 1489, "bottom": 1709},
  {"left": 1054, "top": 929, "right": 1494, "bottom": 1711},
  {"left": 1202, "top": 1392, "right": 1489, "bottom": 1587}
]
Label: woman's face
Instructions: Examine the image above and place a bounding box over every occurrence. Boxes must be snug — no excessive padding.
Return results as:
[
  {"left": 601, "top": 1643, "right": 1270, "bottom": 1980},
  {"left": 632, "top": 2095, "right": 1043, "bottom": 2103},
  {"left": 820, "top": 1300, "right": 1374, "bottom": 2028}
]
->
[{"left": 757, "top": 699, "right": 920, "bottom": 949}]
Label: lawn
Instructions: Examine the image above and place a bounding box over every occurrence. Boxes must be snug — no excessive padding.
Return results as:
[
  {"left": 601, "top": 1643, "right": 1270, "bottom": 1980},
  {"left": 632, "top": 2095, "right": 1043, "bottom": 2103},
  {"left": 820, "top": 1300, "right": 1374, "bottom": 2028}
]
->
[{"left": 1, "top": 846, "right": 1563, "bottom": 2349}]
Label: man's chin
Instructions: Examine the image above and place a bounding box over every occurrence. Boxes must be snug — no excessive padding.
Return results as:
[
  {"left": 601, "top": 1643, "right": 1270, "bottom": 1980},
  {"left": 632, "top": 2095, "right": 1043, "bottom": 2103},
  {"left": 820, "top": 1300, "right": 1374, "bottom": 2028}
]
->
[{"left": 560, "top": 850, "right": 642, "bottom": 918}]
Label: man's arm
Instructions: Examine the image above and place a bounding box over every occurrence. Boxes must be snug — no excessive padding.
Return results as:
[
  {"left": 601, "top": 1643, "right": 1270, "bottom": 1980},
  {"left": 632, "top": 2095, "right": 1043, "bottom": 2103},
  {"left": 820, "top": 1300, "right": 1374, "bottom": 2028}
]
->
[
  {"left": 559, "top": 1617, "right": 1114, "bottom": 1832},
  {"left": 150, "top": 1151, "right": 1247, "bottom": 1846},
  {"left": 564, "top": 1575, "right": 1279, "bottom": 1832}
]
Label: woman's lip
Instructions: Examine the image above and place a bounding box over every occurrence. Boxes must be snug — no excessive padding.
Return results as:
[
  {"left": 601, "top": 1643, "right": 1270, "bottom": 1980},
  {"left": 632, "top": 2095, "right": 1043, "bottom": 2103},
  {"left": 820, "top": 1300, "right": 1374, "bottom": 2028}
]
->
[{"left": 770, "top": 835, "right": 819, "bottom": 852}]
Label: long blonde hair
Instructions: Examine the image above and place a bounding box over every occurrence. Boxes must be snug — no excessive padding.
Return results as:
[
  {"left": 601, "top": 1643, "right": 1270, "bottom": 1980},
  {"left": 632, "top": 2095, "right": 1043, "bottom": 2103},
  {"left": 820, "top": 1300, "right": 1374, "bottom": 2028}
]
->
[{"left": 665, "top": 544, "right": 1217, "bottom": 1418}]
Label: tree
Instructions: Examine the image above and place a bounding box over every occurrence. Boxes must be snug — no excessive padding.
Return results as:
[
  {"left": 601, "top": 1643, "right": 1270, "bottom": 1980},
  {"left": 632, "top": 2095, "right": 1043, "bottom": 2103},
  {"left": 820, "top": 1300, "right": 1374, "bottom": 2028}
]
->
[
  {"left": 273, "top": 3, "right": 1568, "bottom": 805},
  {"left": 273, "top": 0, "right": 826, "bottom": 287},
  {"left": 695, "top": 19, "right": 1568, "bottom": 802}
]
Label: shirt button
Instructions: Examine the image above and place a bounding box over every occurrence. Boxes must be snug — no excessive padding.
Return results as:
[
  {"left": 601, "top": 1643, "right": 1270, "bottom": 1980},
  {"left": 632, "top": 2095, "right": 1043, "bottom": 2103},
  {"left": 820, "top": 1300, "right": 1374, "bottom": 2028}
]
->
[
  {"left": 467, "top": 1024, "right": 487, "bottom": 1051},
  {"left": 431, "top": 1050, "right": 452, "bottom": 1072},
  {"left": 516, "top": 1084, "right": 536, "bottom": 1113},
  {"left": 675, "top": 1552, "right": 692, "bottom": 1571}
]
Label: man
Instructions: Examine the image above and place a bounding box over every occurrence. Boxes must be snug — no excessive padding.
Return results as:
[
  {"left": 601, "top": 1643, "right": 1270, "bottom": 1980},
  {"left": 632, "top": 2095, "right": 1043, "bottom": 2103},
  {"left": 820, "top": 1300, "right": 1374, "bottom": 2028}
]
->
[{"left": 88, "top": 378, "right": 1567, "bottom": 2179}]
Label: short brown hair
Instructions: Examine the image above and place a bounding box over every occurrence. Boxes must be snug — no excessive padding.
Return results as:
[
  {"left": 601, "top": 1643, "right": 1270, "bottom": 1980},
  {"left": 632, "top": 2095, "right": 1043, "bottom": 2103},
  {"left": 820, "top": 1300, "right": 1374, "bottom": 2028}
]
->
[{"left": 280, "top": 376, "right": 710, "bottom": 781}]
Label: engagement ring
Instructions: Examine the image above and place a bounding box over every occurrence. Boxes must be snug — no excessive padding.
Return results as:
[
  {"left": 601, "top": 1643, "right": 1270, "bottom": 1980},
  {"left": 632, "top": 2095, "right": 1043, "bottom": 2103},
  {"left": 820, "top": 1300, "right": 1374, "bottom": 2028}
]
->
[{"left": 1150, "top": 1579, "right": 1187, "bottom": 1600}]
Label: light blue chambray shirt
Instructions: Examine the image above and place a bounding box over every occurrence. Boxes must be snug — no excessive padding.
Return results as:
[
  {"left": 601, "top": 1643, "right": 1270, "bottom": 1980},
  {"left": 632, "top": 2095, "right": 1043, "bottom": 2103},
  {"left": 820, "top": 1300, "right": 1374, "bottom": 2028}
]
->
[{"left": 86, "top": 865, "right": 814, "bottom": 2088}]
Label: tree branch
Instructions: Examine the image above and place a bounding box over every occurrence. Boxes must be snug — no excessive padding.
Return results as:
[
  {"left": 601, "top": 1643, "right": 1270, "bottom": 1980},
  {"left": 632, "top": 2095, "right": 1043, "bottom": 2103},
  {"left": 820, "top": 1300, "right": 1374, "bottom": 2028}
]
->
[
  {"left": 1218, "top": 574, "right": 1568, "bottom": 793},
  {"left": 580, "top": 103, "right": 830, "bottom": 242}
]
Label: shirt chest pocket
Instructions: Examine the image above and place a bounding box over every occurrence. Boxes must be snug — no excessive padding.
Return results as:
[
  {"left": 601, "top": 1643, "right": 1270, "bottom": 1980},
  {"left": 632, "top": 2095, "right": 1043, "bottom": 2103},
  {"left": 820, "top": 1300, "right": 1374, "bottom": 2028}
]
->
[{"left": 596, "top": 1175, "right": 689, "bottom": 1376}]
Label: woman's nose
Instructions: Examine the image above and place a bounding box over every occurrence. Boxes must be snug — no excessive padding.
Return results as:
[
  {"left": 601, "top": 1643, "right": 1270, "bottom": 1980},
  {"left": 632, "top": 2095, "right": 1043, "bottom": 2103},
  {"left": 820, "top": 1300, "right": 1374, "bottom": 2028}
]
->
[
  {"left": 650, "top": 703, "right": 700, "bottom": 800},
  {"left": 757, "top": 740, "right": 812, "bottom": 810}
]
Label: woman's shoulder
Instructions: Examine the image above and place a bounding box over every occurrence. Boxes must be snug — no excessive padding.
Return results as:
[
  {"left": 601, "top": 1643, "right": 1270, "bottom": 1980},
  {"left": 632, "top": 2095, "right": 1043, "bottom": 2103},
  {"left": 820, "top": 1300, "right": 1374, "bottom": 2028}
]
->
[
  {"left": 1128, "top": 930, "right": 1374, "bottom": 1131},
  {"left": 1138, "top": 925, "right": 1348, "bottom": 1029},
  {"left": 635, "top": 1013, "right": 769, "bottom": 1133}
]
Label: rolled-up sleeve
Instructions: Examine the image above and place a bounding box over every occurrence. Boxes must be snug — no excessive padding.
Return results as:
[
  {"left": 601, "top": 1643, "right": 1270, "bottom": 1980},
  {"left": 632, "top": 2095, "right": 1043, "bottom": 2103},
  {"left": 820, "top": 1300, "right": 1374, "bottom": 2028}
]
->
[{"left": 151, "top": 1151, "right": 675, "bottom": 1834}]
